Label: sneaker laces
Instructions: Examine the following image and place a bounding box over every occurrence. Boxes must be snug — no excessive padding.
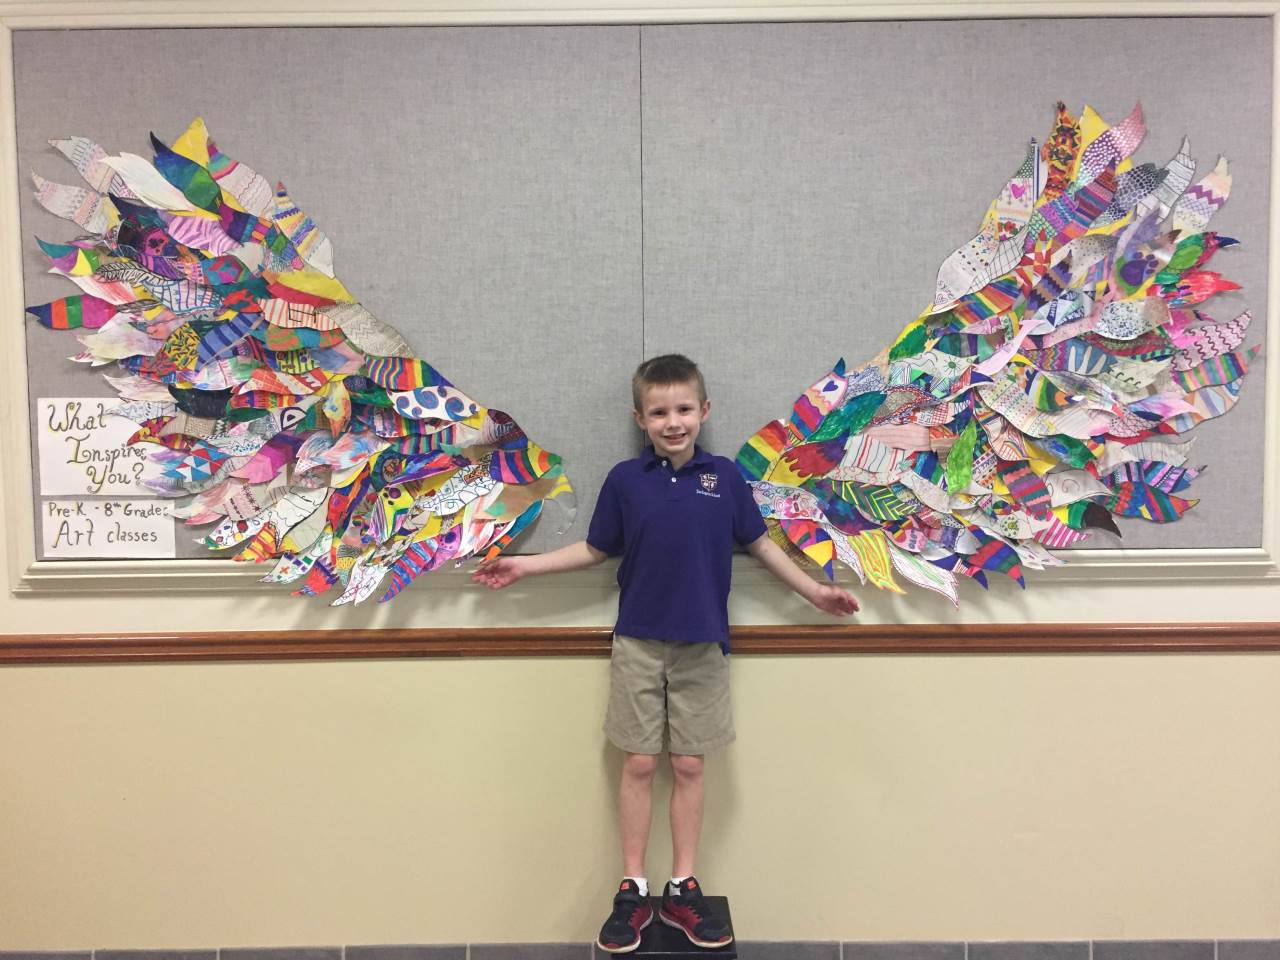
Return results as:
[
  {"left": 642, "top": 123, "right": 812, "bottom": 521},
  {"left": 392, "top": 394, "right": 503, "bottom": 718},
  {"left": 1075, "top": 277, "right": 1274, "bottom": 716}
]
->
[
  {"left": 670, "top": 881, "right": 731, "bottom": 942},
  {"left": 671, "top": 883, "right": 709, "bottom": 918}
]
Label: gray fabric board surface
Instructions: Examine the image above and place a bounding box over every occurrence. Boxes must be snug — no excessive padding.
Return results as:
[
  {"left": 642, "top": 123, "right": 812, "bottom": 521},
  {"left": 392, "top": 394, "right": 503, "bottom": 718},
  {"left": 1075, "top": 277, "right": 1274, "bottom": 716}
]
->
[{"left": 14, "top": 18, "right": 1271, "bottom": 571}]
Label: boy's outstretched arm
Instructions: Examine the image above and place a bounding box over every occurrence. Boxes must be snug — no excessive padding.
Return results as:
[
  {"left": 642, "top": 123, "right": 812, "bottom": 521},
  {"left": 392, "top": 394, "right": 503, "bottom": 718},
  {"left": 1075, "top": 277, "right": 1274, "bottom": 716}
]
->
[
  {"left": 471, "top": 540, "right": 607, "bottom": 590},
  {"left": 747, "top": 534, "right": 860, "bottom": 616}
]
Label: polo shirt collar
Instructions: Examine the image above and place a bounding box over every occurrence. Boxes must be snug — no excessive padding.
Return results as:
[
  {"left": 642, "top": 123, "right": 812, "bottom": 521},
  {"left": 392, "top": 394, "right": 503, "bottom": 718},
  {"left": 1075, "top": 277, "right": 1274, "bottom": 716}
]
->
[{"left": 642, "top": 444, "right": 714, "bottom": 471}]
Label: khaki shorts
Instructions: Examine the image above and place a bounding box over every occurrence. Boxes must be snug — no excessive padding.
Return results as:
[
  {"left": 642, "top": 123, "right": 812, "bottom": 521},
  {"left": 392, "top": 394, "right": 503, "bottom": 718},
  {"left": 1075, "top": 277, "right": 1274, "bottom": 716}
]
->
[{"left": 603, "top": 634, "right": 735, "bottom": 756}]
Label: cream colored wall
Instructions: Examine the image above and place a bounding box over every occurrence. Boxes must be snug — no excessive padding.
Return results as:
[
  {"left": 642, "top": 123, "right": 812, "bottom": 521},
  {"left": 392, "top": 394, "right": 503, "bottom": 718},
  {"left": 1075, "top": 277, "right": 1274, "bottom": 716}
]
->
[{"left": 2, "top": 571, "right": 1280, "bottom": 949}]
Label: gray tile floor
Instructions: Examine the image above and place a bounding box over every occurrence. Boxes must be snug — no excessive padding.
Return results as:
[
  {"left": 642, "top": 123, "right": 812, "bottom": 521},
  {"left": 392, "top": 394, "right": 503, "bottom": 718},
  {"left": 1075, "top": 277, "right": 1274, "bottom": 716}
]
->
[{"left": 4, "top": 942, "right": 1280, "bottom": 960}]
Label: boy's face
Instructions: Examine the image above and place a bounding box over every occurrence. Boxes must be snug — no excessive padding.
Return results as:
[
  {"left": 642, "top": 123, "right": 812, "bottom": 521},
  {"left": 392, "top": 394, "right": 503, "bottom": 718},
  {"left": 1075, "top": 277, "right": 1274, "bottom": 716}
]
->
[{"left": 633, "top": 380, "right": 710, "bottom": 466}]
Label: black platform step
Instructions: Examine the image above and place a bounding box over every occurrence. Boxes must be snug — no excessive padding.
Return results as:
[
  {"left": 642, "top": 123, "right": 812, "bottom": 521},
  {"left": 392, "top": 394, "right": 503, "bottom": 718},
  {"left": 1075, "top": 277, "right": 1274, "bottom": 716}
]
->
[{"left": 625, "top": 895, "right": 736, "bottom": 958}]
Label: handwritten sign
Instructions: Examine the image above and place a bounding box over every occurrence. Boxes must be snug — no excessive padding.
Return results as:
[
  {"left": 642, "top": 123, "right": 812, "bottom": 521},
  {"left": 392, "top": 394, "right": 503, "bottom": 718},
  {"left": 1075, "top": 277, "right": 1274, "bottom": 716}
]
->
[
  {"left": 41, "top": 499, "right": 176, "bottom": 559},
  {"left": 37, "top": 397, "right": 159, "bottom": 496}
]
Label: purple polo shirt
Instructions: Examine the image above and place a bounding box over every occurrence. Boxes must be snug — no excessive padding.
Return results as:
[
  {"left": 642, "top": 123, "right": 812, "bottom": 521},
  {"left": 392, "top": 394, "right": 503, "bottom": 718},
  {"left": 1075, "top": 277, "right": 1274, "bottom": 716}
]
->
[{"left": 587, "top": 445, "right": 767, "bottom": 650}]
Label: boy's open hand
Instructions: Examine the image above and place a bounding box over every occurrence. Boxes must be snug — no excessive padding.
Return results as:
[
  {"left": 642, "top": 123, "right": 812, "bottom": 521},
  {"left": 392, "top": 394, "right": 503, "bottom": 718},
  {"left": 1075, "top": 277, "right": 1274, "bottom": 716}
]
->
[
  {"left": 471, "top": 556, "right": 526, "bottom": 590},
  {"left": 809, "top": 582, "right": 860, "bottom": 616}
]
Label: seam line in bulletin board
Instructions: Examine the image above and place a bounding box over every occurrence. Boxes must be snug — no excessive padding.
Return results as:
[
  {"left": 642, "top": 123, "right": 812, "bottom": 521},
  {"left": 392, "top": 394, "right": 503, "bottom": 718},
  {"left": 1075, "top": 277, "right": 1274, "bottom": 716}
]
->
[{"left": 639, "top": 24, "right": 647, "bottom": 359}]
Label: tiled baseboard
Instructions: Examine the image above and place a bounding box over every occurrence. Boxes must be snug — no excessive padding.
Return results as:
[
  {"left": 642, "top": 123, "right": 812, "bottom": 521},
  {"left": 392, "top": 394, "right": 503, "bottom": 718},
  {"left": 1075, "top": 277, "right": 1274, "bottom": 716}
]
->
[{"left": 3, "top": 942, "right": 1280, "bottom": 960}]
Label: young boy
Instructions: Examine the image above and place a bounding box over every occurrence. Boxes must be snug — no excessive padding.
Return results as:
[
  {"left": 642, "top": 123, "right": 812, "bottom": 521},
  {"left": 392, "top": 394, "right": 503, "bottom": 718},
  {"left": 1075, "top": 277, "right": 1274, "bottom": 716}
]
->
[{"left": 473, "top": 354, "right": 859, "bottom": 953}]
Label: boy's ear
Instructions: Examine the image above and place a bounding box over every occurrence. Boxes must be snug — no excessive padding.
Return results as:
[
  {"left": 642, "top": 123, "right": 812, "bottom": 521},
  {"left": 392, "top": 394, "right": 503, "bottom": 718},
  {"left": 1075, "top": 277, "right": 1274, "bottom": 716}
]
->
[
  {"left": 700, "top": 399, "right": 711, "bottom": 422},
  {"left": 632, "top": 407, "right": 646, "bottom": 430}
]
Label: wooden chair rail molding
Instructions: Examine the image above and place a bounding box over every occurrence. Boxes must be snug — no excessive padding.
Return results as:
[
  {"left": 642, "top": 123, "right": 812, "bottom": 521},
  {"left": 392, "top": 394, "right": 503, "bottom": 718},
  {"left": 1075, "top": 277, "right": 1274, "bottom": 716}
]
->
[{"left": 1, "top": 622, "right": 1279, "bottom": 663}]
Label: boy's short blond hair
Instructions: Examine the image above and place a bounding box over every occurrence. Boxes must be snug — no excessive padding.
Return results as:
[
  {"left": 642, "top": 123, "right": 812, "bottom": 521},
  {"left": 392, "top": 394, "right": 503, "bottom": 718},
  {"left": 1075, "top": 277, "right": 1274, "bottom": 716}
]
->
[{"left": 631, "top": 354, "right": 707, "bottom": 410}]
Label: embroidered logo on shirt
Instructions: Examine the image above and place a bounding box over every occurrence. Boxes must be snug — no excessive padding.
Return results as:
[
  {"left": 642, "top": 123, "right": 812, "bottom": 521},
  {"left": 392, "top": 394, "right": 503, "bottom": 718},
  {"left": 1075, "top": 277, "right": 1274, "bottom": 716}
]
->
[{"left": 697, "top": 472, "right": 721, "bottom": 498}]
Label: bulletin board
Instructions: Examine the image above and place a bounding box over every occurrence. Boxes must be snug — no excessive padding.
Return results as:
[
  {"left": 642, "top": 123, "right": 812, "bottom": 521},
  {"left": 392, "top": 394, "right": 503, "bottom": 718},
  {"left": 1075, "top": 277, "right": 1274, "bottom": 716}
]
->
[{"left": 4, "top": 5, "right": 1277, "bottom": 601}]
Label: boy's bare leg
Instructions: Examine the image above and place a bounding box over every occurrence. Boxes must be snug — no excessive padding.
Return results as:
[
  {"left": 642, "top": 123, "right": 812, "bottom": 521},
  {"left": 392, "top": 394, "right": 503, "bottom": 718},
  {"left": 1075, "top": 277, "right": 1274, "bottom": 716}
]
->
[
  {"left": 668, "top": 753, "right": 704, "bottom": 878},
  {"left": 619, "top": 752, "right": 659, "bottom": 876}
]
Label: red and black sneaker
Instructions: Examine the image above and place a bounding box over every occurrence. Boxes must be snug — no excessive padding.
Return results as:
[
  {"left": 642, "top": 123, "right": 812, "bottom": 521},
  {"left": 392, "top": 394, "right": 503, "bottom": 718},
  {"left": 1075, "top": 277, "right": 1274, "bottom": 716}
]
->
[
  {"left": 659, "top": 877, "right": 733, "bottom": 949},
  {"left": 596, "top": 879, "right": 654, "bottom": 954}
]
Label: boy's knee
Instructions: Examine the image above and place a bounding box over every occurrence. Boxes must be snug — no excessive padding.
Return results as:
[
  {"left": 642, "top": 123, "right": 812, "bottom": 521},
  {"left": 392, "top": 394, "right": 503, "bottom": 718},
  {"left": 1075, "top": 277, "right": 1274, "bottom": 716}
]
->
[
  {"left": 669, "top": 753, "right": 703, "bottom": 782},
  {"left": 623, "top": 752, "right": 660, "bottom": 781}
]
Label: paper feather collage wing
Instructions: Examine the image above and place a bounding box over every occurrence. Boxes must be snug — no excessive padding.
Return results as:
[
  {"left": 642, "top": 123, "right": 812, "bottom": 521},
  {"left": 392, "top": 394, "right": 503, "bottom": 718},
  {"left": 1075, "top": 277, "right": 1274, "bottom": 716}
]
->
[
  {"left": 738, "top": 102, "right": 1263, "bottom": 606},
  {"left": 25, "top": 118, "right": 573, "bottom": 604}
]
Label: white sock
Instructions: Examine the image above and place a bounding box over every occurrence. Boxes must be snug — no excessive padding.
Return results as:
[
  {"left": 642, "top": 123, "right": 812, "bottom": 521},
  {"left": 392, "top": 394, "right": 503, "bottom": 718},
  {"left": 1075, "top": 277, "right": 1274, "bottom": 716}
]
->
[
  {"left": 625, "top": 876, "right": 649, "bottom": 897},
  {"left": 670, "top": 875, "right": 690, "bottom": 890}
]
